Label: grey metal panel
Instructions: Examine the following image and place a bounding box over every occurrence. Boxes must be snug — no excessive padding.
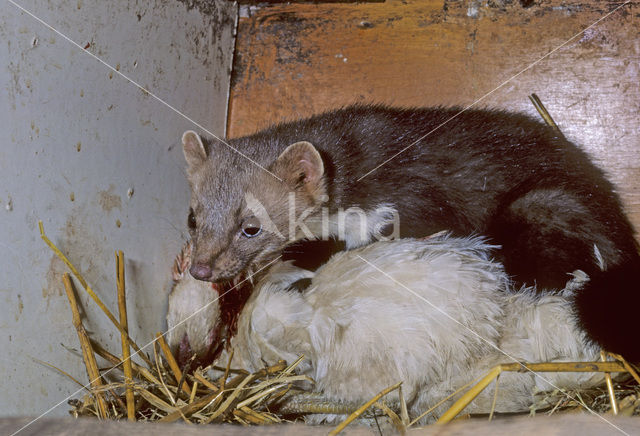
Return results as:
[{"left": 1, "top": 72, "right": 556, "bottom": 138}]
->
[{"left": 0, "top": 0, "right": 236, "bottom": 417}]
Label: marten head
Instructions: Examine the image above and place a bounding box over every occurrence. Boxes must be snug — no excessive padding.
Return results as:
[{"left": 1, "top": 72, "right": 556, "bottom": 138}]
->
[{"left": 181, "top": 130, "right": 326, "bottom": 283}]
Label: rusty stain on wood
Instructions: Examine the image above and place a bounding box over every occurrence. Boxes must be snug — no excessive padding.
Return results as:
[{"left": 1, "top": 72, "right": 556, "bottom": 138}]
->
[{"left": 228, "top": 0, "right": 640, "bottom": 234}]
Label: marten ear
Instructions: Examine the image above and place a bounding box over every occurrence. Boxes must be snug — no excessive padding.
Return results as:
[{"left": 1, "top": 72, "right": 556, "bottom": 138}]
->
[
  {"left": 273, "top": 141, "right": 324, "bottom": 193},
  {"left": 182, "top": 131, "right": 207, "bottom": 173}
]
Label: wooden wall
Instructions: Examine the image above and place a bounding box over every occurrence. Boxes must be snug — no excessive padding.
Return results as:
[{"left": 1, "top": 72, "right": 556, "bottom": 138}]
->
[{"left": 227, "top": 0, "right": 640, "bottom": 233}]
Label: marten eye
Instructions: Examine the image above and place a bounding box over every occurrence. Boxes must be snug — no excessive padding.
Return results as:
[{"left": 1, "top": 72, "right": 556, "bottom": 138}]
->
[
  {"left": 187, "top": 209, "right": 196, "bottom": 230},
  {"left": 241, "top": 216, "right": 262, "bottom": 238}
]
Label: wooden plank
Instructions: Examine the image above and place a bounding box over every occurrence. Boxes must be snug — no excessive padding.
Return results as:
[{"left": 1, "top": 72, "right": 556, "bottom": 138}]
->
[{"left": 228, "top": 0, "right": 640, "bottom": 233}]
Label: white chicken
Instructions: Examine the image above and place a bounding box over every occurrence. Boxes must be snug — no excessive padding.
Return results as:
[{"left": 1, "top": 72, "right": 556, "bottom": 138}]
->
[{"left": 168, "top": 235, "right": 602, "bottom": 423}]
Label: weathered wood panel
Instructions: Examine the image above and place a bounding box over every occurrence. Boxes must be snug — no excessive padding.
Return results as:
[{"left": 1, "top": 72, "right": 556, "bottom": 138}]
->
[{"left": 228, "top": 0, "right": 640, "bottom": 233}]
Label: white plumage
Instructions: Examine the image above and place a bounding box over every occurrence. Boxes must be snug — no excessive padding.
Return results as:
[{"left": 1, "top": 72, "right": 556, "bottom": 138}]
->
[
  {"left": 168, "top": 235, "right": 602, "bottom": 423},
  {"left": 166, "top": 242, "right": 220, "bottom": 368}
]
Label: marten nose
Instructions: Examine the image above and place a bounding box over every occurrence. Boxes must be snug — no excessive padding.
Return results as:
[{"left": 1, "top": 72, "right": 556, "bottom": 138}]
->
[{"left": 190, "top": 263, "right": 213, "bottom": 281}]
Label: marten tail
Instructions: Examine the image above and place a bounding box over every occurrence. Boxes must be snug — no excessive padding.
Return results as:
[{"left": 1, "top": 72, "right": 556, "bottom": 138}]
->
[
  {"left": 574, "top": 256, "right": 640, "bottom": 362},
  {"left": 486, "top": 185, "right": 640, "bottom": 361}
]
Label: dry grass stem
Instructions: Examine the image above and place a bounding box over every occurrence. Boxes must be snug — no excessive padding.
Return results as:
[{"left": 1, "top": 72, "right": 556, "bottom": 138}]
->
[
  {"left": 32, "top": 357, "right": 88, "bottom": 390},
  {"left": 153, "top": 339, "right": 176, "bottom": 406},
  {"left": 158, "top": 391, "right": 222, "bottom": 423},
  {"left": 608, "top": 352, "right": 640, "bottom": 385},
  {"left": 204, "top": 374, "right": 257, "bottom": 423},
  {"left": 90, "top": 339, "right": 160, "bottom": 385},
  {"left": 280, "top": 355, "right": 305, "bottom": 377},
  {"left": 233, "top": 406, "right": 280, "bottom": 425},
  {"left": 437, "top": 365, "right": 503, "bottom": 424},
  {"left": 374, "top": 401, "right": 405, "bottom": 434},
  {"left": 398, "top": 385, "right": 410, "bottom": 426},
  {"left": 189, "top": 381, "right": 199, "bottom": 404},
  {"left": 409, "top": 371, "right": 486, "bottom": 426},
  {"left": 116, "top": 250, "right": 136, "bottom": 421},
  {"left": 488, "top": 374, "right": 500, "bottom": 421},
  {"left": 40, "top": 221, "right": 152, "bottom": 367},
  {"left": 617, "top": 395, "right": 639, "bottom": 417},
  {"left": 601, "top": 351, "right": 619, "bottom": 415},
  {"left": 437, "top": 361, "right": 630, "bottom": 424},
  {"left": 139, "top": 389, "right": 178, "bottom": 414},
  {"left": 529, "top": 93, "right": 564, "bottom": 138},
  {"left": 193, "top": 370, "right": 219, "bottom": 392},
  {"left": 329, "top": 381, "right": 402, "bottom": 435},
  {"left": 221, "top": 349, "right": 234, "bottom": 391},
  {"left": 63, "top": 273, "right": 109, "bottom": 419},
  {"left": 156, "top": 332, "right": 192, "bottom": 396}
]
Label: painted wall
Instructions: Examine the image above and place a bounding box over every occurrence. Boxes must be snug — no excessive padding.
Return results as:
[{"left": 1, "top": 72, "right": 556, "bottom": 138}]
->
[{"left": 0, "top": 0, "right": 235, "bottom": 417}]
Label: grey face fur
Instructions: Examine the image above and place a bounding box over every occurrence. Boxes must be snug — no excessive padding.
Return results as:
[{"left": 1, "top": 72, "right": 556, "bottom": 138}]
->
[{"left": 182, "top": 131, "right": 326, "bottom": 282}]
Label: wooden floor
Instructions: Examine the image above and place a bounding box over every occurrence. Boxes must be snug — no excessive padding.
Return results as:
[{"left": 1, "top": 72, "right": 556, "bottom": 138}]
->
[
  {"left": 4, "top": 413, "right": 640, "bottom": 435},
  {"left": 227, "top": 0, "right": 640, "bottom": 233}
]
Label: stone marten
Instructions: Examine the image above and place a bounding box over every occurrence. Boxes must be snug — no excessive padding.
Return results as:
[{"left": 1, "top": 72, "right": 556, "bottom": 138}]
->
[{"left": 180, "top": 104, "right": 640, "bottom": 361}]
